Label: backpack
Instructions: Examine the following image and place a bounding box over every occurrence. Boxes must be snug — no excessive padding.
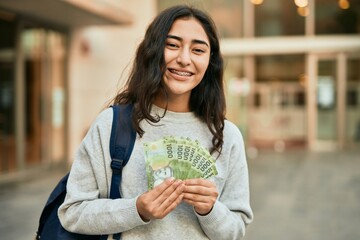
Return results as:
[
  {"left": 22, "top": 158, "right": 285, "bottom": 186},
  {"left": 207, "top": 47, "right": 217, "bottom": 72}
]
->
[{"left": 36, "top": 104, "right": 136, "bottom": 240}]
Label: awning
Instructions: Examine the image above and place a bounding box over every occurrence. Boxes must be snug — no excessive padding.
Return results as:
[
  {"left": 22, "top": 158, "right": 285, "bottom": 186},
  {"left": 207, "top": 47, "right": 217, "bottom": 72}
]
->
[{"left": 0, "top": 0, "right": 133, "bottom": 28}]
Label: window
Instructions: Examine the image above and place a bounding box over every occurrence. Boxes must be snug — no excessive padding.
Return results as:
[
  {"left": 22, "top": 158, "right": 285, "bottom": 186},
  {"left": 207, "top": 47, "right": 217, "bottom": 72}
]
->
[
  {"left": 23, "top": 27, "right": 67, "bottom": 166},
  {"left": 0, "top": 15, "right": 16, "bottom": 172},
  {"left": 256, "top": 55, "right": 305, "bottom": 83},
  {"left": 315, "top": 0, "right": 360, "bottom": 35},
  {"left": 254, "top": 0, "right": 305, "bottom": 36},
  {"left": 346, "top": 58, "right": 360, "bottom": 143},
  {"left": 157, "top": 0, "right": 243, "bottom": 38},
  {"left": 0, "top": 15, "right": 67, "bottom": 174}
]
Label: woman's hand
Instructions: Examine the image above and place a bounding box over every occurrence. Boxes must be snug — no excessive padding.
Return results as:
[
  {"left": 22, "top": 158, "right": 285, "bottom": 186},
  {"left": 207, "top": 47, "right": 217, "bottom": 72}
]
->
[
  {"left": 136, "top": 178, "right": 185, "bottom": 221},
  {"left": 182, "top": 179, "right": 218, "bottom": 215}
]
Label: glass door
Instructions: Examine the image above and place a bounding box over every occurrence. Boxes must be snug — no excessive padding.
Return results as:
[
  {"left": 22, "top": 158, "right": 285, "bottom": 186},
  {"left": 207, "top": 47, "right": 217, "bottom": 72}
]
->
[
  {"left": 0, "top": 15, "right": 67, "bottom": 175},
  {"left": 0, "top": 16, "right": 16, "bottom": 172},
  {"left": 316, "top": 58, "right": 337, "bottom": 143},
  {"left": 22, "top": 26, "right": 67, "bottom": 167},
  {"left": 346, "top": 56, "right": 360, "bottom": 148},
  {"left": 310, "top": 53, "right": 346, "bottom": 150}
]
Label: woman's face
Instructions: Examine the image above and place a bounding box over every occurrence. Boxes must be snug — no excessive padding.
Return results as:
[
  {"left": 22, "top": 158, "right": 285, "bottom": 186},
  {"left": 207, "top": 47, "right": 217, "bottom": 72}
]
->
[{"left": 162, "top": 17, "right": 211, "bottom": 106}]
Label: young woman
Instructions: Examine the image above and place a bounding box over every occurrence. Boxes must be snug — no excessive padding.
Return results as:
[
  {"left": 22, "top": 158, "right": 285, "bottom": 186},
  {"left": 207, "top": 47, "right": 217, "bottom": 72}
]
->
[{"left": 59, "top": 5, "right": 253, "bottom": 240}]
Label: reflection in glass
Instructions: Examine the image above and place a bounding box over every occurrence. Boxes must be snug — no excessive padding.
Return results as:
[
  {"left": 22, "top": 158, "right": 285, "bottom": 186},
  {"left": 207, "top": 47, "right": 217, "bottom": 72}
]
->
[
  {"left": 250, "top": 54, "right": 306, "bottom": 147},
  {"left": 315, "top": 0, "right": 360, "bottom": 34},
  {"left": 256, "top": 55, "right": 305, "bottom": 82},
  {"left": 346, "top": 58, "right": 360, "bottom": 144},
  {"left": 317, "top": 60, "right": 337, "bottom": 141},
  {"left": 23, "top": 27, "right": 66, "bottom": 167},
  {"left": 254, "top": 0, "right": 305, "bottom": 36},
  {"left": 0, "top": 17, "right": 16, "bottom": 173},
  {"left": 223, "top": 57, "right": 248, "bottom": 137},
  {"left": 157, "top": 0, "right": 243, "bottom": 38}
]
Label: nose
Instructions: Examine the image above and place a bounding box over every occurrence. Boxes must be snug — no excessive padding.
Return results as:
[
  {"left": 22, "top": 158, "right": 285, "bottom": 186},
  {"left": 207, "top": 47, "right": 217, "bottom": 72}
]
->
[{"left": 176, "top": 48, "right": 191, "bottom": 66}]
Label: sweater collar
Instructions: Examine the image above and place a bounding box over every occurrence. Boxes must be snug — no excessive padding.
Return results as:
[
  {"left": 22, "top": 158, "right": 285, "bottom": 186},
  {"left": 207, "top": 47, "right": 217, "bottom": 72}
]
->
[{"left": 151, "top": 104, "right": 198, "bottom": 123}]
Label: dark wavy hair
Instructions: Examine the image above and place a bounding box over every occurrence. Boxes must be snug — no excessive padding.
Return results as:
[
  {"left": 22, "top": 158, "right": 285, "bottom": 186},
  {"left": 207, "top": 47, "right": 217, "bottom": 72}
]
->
[{"left": 113, "top": 5, "right": 225, "bottom": 154}]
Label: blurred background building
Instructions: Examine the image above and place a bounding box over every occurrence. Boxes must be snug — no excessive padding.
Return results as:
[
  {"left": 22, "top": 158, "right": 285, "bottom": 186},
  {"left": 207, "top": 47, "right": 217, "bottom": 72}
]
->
[{"left": 0, "top": 0, "right": 359, "bottom": 180}]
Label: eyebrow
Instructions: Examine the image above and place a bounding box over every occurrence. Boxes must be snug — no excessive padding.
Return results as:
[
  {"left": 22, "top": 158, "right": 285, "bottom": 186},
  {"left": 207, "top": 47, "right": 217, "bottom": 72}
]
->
[{"left": 167, "top": 35, "right": 210, "bottom": 48}]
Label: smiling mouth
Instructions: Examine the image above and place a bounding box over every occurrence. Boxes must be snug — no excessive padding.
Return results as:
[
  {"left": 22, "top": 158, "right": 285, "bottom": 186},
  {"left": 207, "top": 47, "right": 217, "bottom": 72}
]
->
[{"left": 169, "top": 69, "right": 193, "bottom": 77}]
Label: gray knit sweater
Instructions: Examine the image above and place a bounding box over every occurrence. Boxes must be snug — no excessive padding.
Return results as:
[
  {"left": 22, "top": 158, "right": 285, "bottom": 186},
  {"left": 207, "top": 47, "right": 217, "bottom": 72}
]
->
[{"left": 58, "top": 105, "right": 253, "bottom": 240}]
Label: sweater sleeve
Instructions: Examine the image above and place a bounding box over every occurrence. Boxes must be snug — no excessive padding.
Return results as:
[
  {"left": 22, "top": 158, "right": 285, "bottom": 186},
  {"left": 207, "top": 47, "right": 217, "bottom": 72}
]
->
[
  {"left": 196, "top": 122, "right": 254, "bottom": 240},
  {"left": 58, "top": 109, "right": 149, "bottom": 235}
]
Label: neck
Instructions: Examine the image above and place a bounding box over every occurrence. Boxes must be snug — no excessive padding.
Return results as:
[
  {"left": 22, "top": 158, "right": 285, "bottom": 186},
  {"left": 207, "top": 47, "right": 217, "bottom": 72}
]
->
[{"left": 153, "top": 92, "right": 190, "bottom": 112}]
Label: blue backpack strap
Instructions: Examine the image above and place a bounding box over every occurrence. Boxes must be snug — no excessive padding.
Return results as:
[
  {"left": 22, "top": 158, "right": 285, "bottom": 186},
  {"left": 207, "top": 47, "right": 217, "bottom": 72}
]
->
[
  {"left": 37, "top": 104, "right": 135, "bottom": 240},
  {"left": 105, "top": 104, "right": 136, "bottom": 240}
]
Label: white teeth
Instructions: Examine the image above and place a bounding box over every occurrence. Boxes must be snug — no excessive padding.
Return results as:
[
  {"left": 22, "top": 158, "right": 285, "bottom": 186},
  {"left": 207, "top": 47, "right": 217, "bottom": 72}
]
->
[{"left": 170, "top": 69, "right": 192, "bottom": 76}]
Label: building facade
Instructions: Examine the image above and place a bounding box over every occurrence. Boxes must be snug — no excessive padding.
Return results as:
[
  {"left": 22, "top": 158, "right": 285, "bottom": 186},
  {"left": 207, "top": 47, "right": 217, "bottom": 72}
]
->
[
  {"left": 160, "top": 0, "right": 360, "bottom": 151},
  {"left": 0, "top": 0, "right": 155, "bottom": 179},
  {"left": 1, "top": 0, "right": 359, "bottom": 179}
]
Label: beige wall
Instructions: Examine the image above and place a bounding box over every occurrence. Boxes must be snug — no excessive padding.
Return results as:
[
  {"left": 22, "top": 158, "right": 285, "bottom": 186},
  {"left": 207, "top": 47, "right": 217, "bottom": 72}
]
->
[{"left": 67, "top": 0, "right": 156, "bottom": 163}]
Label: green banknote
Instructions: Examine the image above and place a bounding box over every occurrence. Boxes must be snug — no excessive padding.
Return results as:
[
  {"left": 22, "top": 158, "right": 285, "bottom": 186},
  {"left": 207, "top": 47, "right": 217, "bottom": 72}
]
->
[{"left": 144, "top": 136, "right": 218, "bottom": 190}]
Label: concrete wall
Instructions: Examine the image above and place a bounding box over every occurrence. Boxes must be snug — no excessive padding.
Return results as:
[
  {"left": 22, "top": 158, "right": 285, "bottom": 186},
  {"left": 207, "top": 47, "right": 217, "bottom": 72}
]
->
[{"left": 67, "top": 0, "right": 156, "bottom": 163}]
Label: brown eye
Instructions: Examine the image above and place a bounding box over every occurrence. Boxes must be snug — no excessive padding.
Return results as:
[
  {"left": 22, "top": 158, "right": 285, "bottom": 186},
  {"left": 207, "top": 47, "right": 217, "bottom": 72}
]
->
[
  {"left": 166, "top": 43, "right": 178, "bottom": 48},
  {"left": 193, "top": 48, "right": 206, "bottom": 55},
  {"left": 194, "top": 48, "right": 205, "bottom": 53}
]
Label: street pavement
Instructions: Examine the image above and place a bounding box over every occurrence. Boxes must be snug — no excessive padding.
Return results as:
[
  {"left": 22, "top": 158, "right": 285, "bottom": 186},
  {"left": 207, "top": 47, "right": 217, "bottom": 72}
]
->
[
  {"left": 245, "top": 149, "right": 360, "bottom": 240},
  {"left": 0, "top": 149, "right": 359, "bottom": 240},
  {"left": 0, "top": 169, "right": 66, "bottom": 240}
]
